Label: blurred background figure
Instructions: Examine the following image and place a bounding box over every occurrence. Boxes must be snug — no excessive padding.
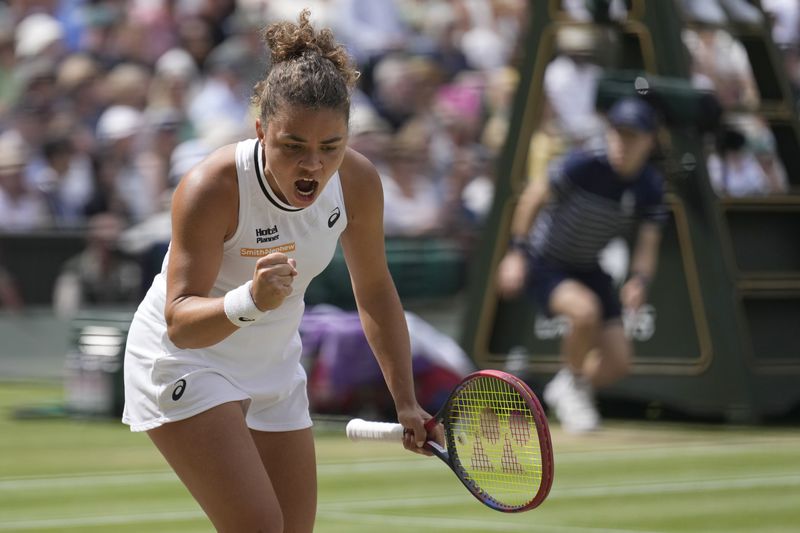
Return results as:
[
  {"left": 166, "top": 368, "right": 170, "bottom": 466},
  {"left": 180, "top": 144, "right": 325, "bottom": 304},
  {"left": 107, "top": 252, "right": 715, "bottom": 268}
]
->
[
  {"left": 150, "top": 47, "right": 201, "bottom": 119},
  {"left": 347, "top": 101, "right": 392, "bottom": 166},
  {"left": 300, "top": 305, "right": 474, "bottom": 418},
  {"left": 0, "top": 130, "right": 50, "bottom": 231},
  {"left": 86, "top": 105, "right": 150, "bottom": 223},
  {"left": 14, "top": 13, "right": 66, "bottom": 63},
  {"left": 34, "top": 133, "right": 94, "bottom": 228},
  {"left": 527, "top": 26, "right": 609, "bottom": 188},
  {"left": 330, "top": 0, "right": 408, "bottom": 66},
  {"left": 105, "top": 62, "right": 151, "bottom": 110},
  {"left": 707, "top": 121, "right": 789, "bottom": 197},
  {"left": 562, "top": 0, "right": 628, "bottom": 22},
  {"left": 52, "top": 212, "right": 141, "bottom": 319},
  {"left": 677, "top": 0, "right": 792, "bottom": 201},
  {"left": 54, "top": 53, "right": 105, "bottom": 147},
  {"left": 381, "top": 120, "right": 443, "bottom": 237},
  {"left": 542, "top": 26, "right": 605, "bottom": 151},
  {"left": 136, "top": 108, "right": 184, "bottom": 207},
  {"left": 0, "top": 257, "right": 23, "bottom": 311},
  {"left": 0, "top": 13, "right": 16, "bottom": 122},
  {"left": 370, "top": 54, "right": 425, "bottom": 132},
  {"left": 497, "top": 97, "right": 666, "bottom": 433},
  {"left": 186, "top": 38, "right": 252, "bottom": 135},
  {"left": 761, "top": 0, "right": 800, "bottom": 106},
  {"left": 681, "top": 3, "right": 761, "bottom": 111}
]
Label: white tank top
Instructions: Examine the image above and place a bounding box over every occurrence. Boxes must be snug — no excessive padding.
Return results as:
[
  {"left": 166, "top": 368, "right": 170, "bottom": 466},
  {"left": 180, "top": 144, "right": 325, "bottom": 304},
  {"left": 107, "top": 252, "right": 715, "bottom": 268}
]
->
[{"left": 130, "top": 138, "right": 348, "bottom": 387}]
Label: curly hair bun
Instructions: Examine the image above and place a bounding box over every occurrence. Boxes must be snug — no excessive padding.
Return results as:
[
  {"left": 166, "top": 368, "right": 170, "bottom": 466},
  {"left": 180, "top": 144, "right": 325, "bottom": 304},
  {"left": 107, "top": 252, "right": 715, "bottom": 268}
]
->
[{"left": 263, "top": 9, "right": 358, "bottom": 88}]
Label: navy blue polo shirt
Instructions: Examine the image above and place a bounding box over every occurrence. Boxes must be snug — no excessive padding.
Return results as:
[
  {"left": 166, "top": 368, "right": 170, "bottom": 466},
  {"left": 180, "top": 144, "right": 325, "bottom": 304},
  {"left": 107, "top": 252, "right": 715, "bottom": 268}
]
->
[{"left": 529, "top": 150, "right": 667, "bottom": 269}]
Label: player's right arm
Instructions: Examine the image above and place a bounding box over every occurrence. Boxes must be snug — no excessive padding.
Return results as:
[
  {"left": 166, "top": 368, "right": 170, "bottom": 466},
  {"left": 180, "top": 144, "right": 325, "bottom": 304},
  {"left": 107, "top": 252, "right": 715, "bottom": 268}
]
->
[
  {"left": 496, "top": 177, "right": 551, "bottom": 298},
  {"left": 509, "top": 177, "right": 551, "bottom": 243},
  {"left": 164, "top": 146, "right": 296, "bottom": 349}
]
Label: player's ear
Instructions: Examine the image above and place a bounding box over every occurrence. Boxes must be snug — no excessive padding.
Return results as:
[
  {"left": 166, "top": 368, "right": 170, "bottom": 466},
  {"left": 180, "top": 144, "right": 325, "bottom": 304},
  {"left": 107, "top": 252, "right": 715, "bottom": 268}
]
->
[{"left": 255, "top": 118, "right": 266, "bottom": 142}]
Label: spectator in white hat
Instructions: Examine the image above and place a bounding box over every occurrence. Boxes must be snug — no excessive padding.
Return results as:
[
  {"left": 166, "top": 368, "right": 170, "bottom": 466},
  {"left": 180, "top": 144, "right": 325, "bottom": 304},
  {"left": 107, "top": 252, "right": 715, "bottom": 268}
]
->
[
  {"left": 91, "top": 105, "right": 154, "bottom": 222},
  {"left": 15, "top": 13, "right": 65, "bottom": 61},
  {"left": 0, "top": 131, "right": 50, "bottom": 231}
]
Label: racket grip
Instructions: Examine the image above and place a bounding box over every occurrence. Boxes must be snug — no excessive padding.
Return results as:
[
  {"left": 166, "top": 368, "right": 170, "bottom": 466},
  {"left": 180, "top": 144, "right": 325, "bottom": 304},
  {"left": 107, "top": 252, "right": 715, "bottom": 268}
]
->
[{"left": 346, "top": 419, "right": 404, "bottom": 442}]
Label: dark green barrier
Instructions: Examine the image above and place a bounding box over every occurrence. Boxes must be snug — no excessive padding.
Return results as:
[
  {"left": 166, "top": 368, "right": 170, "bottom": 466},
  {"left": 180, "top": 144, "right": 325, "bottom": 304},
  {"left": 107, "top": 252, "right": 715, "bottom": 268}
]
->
[
  {"left": 306, "top": 238, "right": 466, "bottom": 309},
  {"left": 1, "top": 231, "right": 86, "bottom": 305}
]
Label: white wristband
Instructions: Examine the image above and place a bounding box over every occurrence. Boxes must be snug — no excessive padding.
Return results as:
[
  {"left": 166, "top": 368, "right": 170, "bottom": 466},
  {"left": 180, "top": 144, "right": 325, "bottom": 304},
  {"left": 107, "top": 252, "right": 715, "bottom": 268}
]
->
[{"left": 223, "top": 280, "right": 265, "bottom": 327}]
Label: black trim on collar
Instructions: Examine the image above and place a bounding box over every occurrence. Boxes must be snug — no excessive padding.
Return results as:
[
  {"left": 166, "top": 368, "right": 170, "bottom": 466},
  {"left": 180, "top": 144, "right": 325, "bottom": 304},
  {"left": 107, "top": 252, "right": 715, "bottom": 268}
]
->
[{"left": 253, "top": 141, "right": 303, "bottom": 212}]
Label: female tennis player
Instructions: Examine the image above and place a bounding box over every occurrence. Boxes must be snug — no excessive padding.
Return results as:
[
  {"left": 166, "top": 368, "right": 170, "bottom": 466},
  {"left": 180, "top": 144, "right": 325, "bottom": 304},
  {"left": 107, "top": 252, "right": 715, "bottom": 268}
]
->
[{"left": 122, "top": 10, "right": 437, "bottom": 532}]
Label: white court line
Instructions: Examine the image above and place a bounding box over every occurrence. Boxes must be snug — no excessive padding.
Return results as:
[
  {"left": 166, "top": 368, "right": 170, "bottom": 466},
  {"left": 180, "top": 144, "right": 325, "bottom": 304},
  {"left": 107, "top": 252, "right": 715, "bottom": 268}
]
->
[
  {"left": 320, "top": 510, "right": 660, "bottom": 533},
  {"left": 553, "top": 440, "right": 800, "bottom": 463},
  {"left": 2, "top": 474, "right": 798, "bottom": 532},
  {"left": 319, "top": 473, "right": 800, "bottom": 511},
  {"left": 2, "top": 443, "right": 799, "bottom": 491},
  {"left": 556, "top": 473, "right": 800, "bottom": 498},
  {"left": 0, "top": 509, "right": 654, "bottom": 533},
  {"left": 1, "top": 437, "right": 796, "bottom": 490},
  {"left": 2, "top": 436, "right": 799, "bottom": 492},
  {"left": 0, "top": 510, "right": 204, "bottom": 531},
  {"left": 0, "top": 471, "right": 178, "bottom": 491},
  {"left": 0, "top": 461, "right": 435, "bottom": 492}
]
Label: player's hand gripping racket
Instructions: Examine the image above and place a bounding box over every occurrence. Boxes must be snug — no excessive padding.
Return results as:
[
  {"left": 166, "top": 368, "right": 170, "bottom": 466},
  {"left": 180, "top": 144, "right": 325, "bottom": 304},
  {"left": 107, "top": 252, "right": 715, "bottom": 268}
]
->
[{"left": 346, "top": 369, "right": 554, "bottom": 512}]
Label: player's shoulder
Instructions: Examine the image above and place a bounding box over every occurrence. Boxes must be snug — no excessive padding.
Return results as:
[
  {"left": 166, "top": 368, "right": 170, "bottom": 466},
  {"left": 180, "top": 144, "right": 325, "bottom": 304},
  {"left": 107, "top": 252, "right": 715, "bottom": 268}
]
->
[
  {"left": 638, "top": 160, "right": 665, "bottom": 191},
  {"left": 339, "top": 147, "right": 380, "bottom": 183},
  {"left": 337, "top": 147, "right": 383, "bottom": 223},
  {"left": 563, "top": 149, "right": 603, "bottom": 174},
  {"left": 555, "top": 149, "right": 604, "bottom": 185},
  {"left": 173, "top": 143, "right": 239, "bottom": 206},
  {"left": 338, "top": 147, "right": 382, "bottom": 196}
]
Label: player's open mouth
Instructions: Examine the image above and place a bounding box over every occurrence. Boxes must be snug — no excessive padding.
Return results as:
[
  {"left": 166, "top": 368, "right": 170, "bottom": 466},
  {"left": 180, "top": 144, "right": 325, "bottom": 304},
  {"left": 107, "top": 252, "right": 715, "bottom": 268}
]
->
[{"left": 294, "top": 178, "right": 318, "bottom": 197}]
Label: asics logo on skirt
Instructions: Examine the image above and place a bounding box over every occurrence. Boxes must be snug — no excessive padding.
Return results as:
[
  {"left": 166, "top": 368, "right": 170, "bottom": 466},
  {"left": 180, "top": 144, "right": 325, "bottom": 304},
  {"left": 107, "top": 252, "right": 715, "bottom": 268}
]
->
[{"left": 172, "top": 379, "right": 187, "bottom": 401}]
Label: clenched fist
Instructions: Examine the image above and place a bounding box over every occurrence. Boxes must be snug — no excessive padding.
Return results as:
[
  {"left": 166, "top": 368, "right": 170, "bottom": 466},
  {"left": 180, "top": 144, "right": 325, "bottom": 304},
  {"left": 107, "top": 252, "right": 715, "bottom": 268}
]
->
[{"left": 251, "top": 253, "right": 298, "bottom": 311}]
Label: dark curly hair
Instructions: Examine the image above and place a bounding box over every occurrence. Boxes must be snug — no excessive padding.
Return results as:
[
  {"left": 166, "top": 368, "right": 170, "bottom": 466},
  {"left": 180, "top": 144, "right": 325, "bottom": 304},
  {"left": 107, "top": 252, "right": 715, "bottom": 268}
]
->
[{"left": 252, "top": 9, "right": 359, "bottom": 122}]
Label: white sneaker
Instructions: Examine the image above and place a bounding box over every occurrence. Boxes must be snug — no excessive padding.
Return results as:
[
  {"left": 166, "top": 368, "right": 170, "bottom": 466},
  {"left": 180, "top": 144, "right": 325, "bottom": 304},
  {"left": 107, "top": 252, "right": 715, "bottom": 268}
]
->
[
  {"left": 543, "top": 368, "right": 571, "bottom": 407},
  {"left": 543, "top": 369, "right": 601, "bottom": 433}
]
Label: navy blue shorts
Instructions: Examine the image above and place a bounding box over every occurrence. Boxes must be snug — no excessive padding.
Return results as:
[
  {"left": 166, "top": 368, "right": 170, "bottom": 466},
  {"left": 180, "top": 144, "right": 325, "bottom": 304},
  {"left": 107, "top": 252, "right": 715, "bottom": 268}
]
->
[{"left": 526, "top": 254, "right": 622, "bottom": 321}]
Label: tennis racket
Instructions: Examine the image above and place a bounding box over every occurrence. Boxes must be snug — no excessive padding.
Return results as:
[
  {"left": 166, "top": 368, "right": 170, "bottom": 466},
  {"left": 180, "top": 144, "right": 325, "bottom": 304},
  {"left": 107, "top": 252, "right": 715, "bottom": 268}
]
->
[{"left": 346, "top": 369, "right": 554, "bottom": 512}]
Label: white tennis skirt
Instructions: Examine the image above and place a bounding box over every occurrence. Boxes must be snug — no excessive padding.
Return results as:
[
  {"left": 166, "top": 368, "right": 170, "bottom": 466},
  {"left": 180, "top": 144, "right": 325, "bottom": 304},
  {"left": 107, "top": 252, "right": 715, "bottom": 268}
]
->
[{"left": 122, "top": 308, "right": 312, "bottom": 433}]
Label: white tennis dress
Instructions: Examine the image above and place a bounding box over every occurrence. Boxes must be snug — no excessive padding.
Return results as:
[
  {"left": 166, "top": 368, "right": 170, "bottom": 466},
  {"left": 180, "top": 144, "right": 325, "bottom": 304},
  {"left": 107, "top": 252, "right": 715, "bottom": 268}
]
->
[{"left": 122, "top": 138, "right": 348, "bottom": 432}]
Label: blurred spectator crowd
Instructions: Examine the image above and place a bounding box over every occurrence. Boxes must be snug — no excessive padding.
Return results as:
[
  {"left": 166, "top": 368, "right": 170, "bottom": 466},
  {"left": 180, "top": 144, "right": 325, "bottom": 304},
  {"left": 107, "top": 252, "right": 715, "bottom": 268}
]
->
[
  {"left": 1, "top": 0, "right": 799, "bottom": 313},
  {"left": 534, "top": 0, "right": 797, "bottom": 199},
  {"left": 0, "top": 0, "right": 530, "bottom": 311},
  {"left": 682, "top": 0, "right": 794, "bottom": 197},
  {"left": 0, "top": 0, "right": 529, "bottom": 238}
]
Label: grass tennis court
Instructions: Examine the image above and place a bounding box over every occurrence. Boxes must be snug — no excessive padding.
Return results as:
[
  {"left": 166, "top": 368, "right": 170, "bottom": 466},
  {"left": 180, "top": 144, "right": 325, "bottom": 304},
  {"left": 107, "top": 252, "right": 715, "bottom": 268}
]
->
[{"left": 1, "top": 382, "right": 799, "bottom": 533}]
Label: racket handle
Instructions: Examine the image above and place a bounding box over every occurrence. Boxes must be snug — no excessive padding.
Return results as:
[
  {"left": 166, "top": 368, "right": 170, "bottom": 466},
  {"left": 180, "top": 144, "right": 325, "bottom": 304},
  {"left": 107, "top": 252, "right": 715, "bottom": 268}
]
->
[{"left": 346, "top": 418, "right": 404, "bottom": 442}]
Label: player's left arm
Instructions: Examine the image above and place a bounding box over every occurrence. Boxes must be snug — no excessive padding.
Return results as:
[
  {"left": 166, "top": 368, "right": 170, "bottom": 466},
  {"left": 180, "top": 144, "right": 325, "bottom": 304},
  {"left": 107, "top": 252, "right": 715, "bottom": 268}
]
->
[
  {"left": 631, "top": 221, "right": 662, "bottom": 283},
  {"left": 338, "top": 148, "right": 434, "bottom": 454},
  {"left": 622, "top": 222, "right": 662, "bottom": 310},
  {"left": 623, "top": 166, "right": 666, "bottom": 310}
]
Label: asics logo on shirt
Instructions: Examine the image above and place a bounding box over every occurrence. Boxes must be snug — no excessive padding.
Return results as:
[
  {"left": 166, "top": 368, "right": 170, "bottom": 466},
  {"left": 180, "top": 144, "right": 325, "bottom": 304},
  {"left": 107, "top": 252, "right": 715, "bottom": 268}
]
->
[
  {"left": 328, "top": 207, "right": 341, "bottom": 228},
  {"left": 172, "top": 379, "right": 187, "bottom": 401}
]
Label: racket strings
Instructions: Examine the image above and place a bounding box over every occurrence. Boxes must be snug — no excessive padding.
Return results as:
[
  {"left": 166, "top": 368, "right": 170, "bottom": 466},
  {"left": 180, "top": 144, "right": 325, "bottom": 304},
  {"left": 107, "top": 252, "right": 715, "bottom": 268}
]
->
[{"left": 447, "top": 377, "right": 543, "bottom": 508}]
